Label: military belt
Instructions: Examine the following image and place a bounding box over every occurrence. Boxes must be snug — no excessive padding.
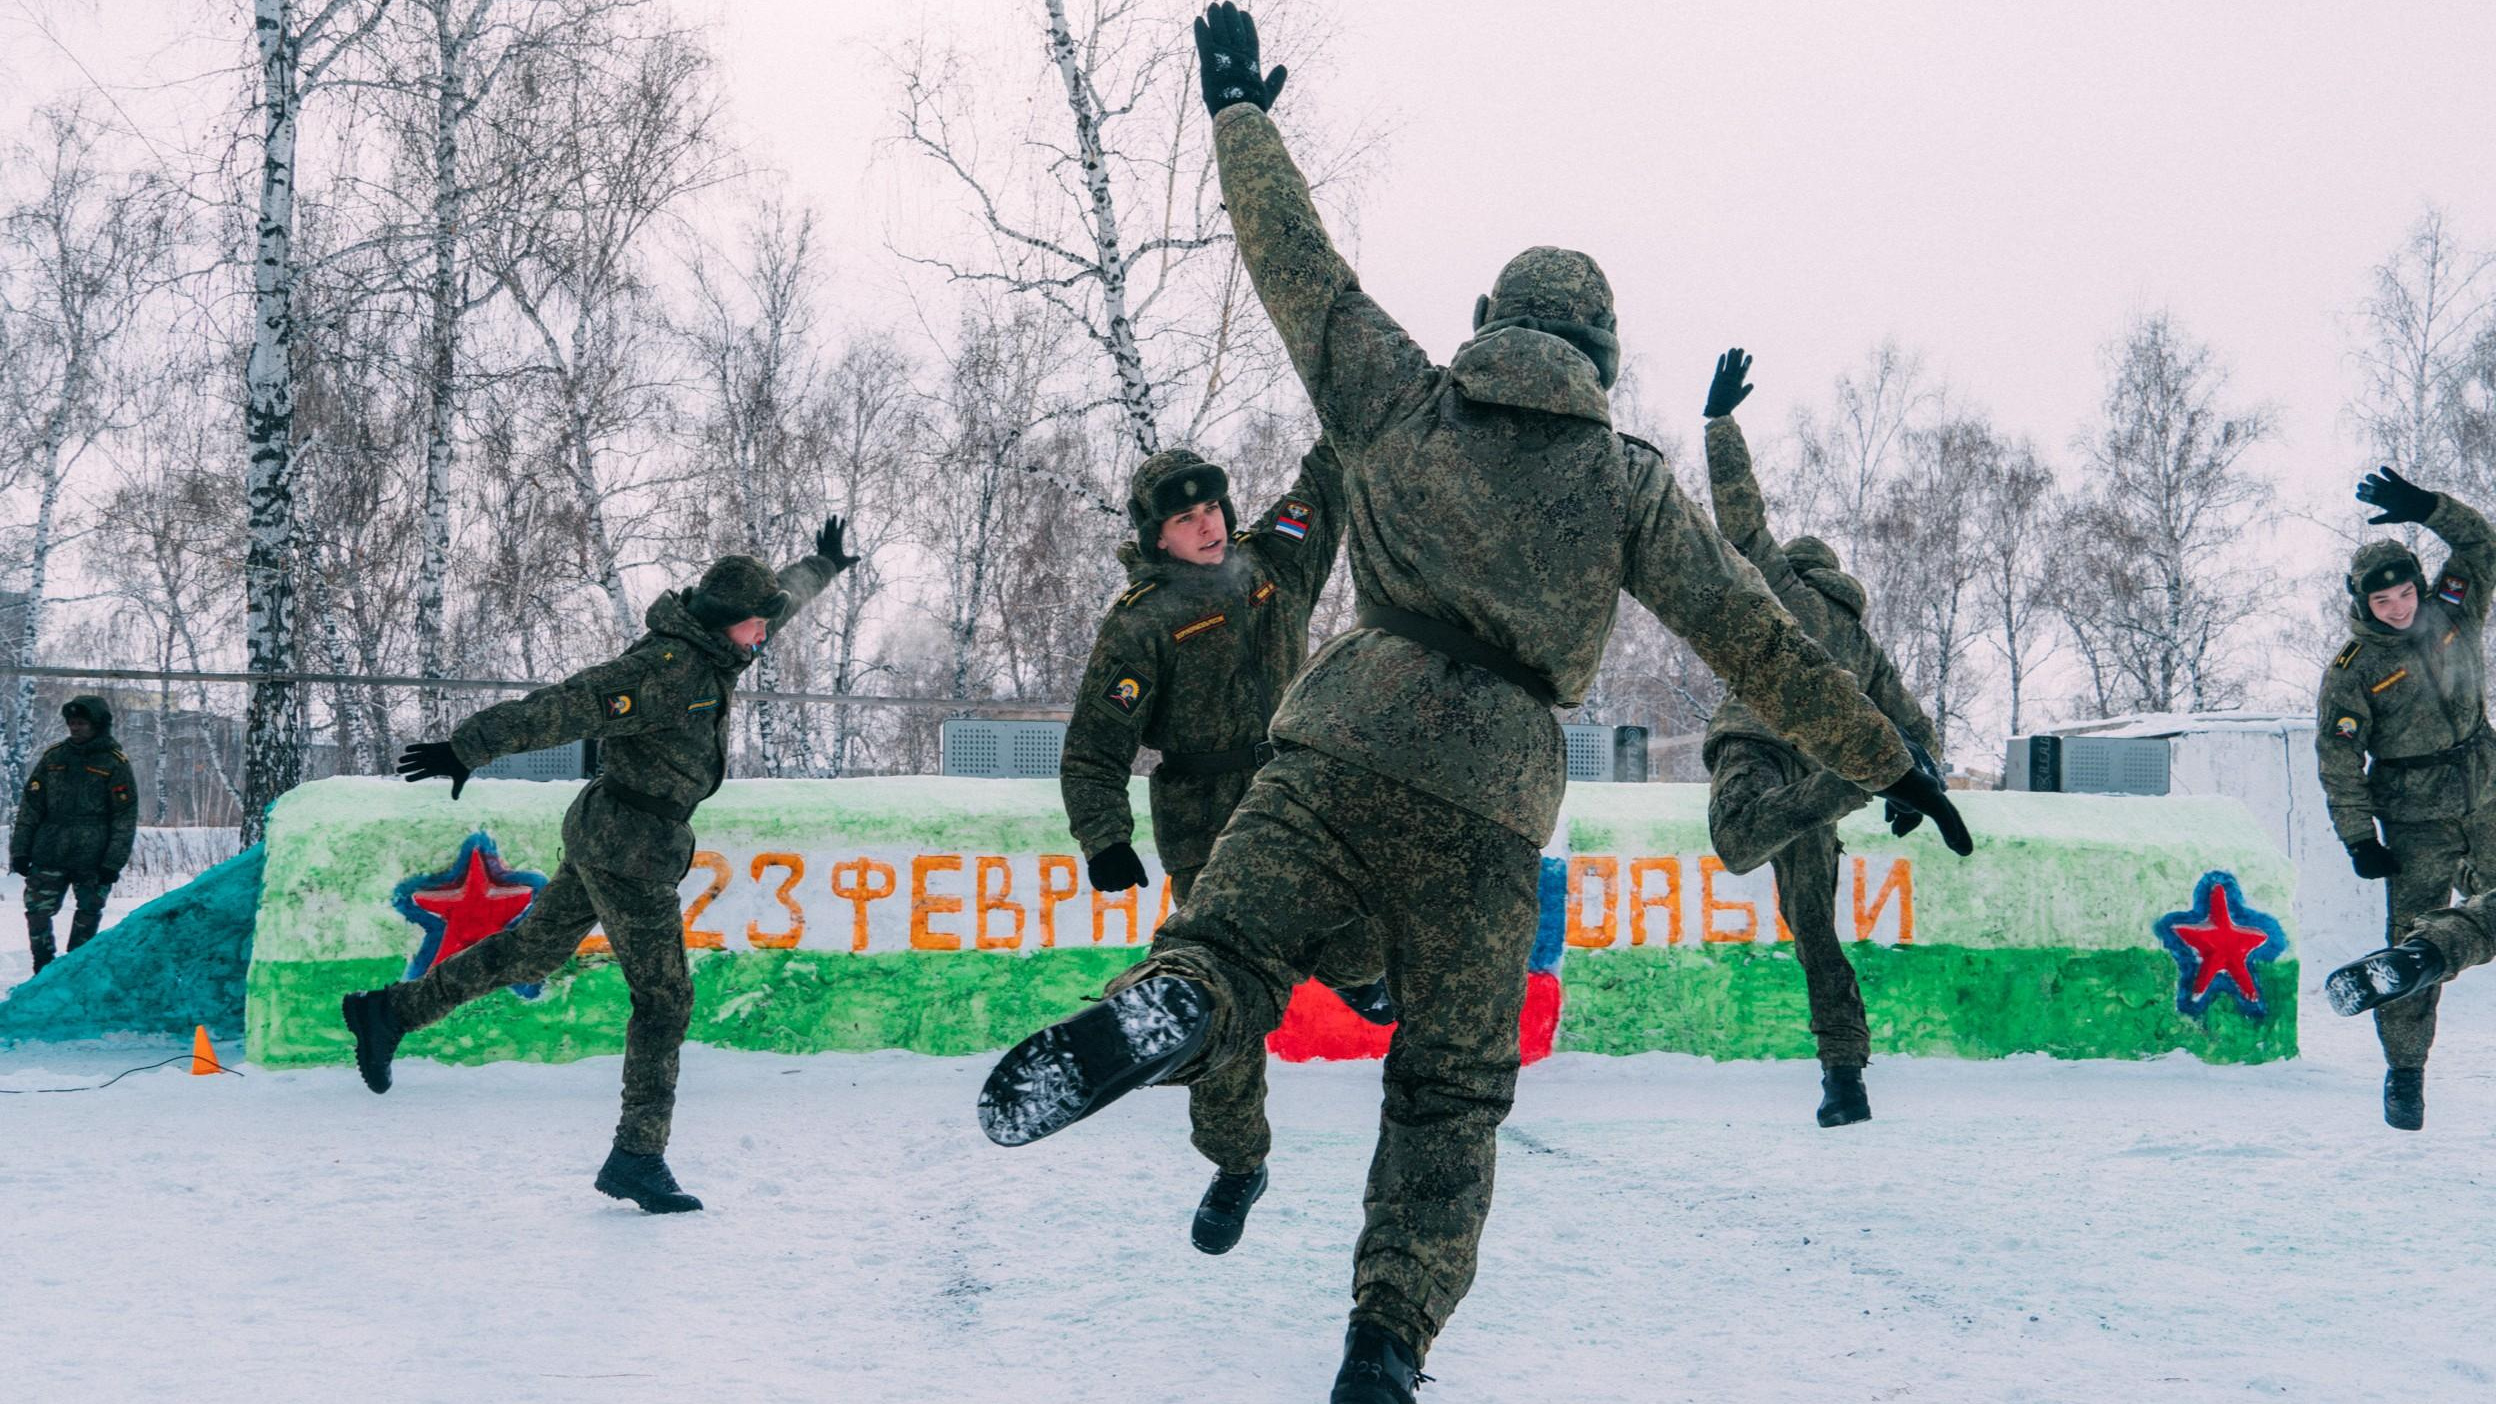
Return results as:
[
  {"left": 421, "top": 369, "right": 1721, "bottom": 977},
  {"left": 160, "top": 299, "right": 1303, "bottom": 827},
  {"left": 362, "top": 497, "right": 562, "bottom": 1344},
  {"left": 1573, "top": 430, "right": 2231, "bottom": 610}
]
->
[
  {"left": 602, "top": 781, "right": 698, "bottom": 824},
  {"left": 1357, "top": 604, "right": 1560, "bottom": 708},
  {"left": 2374, "top": 722, "right": 2496, "bottom": 772},
  {"left": 1156, "top": 740, "right": 1278, "bottom": 778}
]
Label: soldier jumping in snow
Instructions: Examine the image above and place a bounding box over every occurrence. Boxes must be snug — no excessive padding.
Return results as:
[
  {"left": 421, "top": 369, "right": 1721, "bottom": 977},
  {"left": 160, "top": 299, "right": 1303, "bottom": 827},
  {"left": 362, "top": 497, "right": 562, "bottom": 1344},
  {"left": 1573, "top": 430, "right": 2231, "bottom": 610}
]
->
[
  {"left": 977, "top": 8, "right": 1974, "bottom": 1400},
  {"left": 9, "top": 696, "right": 138, "bottom": 977},
  {"left": 342, "top": 518, "right": 858, "bottom": 1212},
  {"left": 1697, "top": 350, "right": 1948, "bottom": 1128},
  {"left": 2317, "top": 467, "right": 2496, "bottom": 1130},
  {"left": 1061, "top": 437, "right": 1394, "bottom": 1256}
]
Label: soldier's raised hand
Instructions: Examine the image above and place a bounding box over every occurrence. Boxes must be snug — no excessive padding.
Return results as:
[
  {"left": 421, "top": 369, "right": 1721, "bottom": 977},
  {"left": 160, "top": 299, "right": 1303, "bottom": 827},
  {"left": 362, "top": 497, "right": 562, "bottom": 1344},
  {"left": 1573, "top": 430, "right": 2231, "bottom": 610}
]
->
[
  {"left": 1194, "top": 3, "right": 1287, "bottom": 118},
  {"left": 1704, "top": 347, "right": 1754, "bottom": 419},
  {"left": 816, "top": 515, "right": 862, "bottom": 572},
  {"left": 2358, "top": 466, "right": 2437, "bottom": 526},
  {"left": 396, "top": 740, "right": 473, "bottom": 801}
]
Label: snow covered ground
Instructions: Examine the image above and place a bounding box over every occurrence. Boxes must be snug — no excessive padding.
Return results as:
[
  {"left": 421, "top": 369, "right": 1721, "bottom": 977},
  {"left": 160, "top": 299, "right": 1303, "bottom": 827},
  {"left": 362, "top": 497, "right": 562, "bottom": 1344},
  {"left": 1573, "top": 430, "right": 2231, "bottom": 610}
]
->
[{"left": 6, "top": 985, "right": 2496, "bottom": 1404}]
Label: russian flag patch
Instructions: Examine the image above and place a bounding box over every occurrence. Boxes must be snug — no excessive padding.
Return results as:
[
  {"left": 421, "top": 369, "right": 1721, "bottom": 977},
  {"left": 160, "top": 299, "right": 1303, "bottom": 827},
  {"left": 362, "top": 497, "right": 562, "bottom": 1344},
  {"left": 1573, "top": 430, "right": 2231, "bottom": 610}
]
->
[
  {"left": 2439, "top": 575, "right": 2468, "bottom": 606},
  {"left": 1273, "top": 517, "right": 1308, "bottom": 540}
]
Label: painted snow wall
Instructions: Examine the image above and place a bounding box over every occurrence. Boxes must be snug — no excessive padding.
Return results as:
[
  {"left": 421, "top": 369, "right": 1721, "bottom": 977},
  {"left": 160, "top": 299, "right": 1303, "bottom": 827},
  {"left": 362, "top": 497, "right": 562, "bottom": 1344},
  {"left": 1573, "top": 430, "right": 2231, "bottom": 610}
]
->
[
  {"left": 1559, "top": 786, "right": 2296, "bottom": 1062},
  {"left": 246, "top": 776, "right": 2295, "bottom": 1068}
]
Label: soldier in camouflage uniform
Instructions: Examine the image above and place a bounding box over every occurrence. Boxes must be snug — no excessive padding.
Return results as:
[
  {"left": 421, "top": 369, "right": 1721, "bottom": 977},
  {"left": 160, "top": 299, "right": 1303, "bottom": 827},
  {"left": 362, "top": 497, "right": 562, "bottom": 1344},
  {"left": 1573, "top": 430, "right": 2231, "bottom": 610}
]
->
[
  {"left": 1061, "top": 437, "right": 1394, "bottom": 1255},
  {"left": 1698, "top": 350, "right": 1948, "bottom": 1129},
  {"left": 343, "top": 518, "right": 858, "bottom": 1212},
  {"left": 980, "top": 9, "right": 1972, "bottom": 1398},
  {"left": 2314, "top": 467, "right": 2496, "bottom": 1130},
  {"left": 9, "top": 696, "right": 139, "bottom": 976}
]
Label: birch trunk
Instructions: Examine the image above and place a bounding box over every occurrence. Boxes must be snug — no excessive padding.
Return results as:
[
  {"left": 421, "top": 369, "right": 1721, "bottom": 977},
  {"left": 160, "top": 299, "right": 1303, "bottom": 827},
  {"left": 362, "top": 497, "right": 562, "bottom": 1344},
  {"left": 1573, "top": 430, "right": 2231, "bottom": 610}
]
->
[
  {"left": 1043, "top": 0, "right": 1157, "bottom": 457},
  {"left": 415, "top": 0, "right": 468, "bottom": 737}
]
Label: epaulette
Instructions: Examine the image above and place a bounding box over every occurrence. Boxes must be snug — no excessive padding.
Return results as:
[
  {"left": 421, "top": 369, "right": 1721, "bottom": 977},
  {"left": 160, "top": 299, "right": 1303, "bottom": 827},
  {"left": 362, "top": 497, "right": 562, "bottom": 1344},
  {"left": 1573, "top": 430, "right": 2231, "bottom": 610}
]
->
[
  {"left": 2333, "top": 641, "right": 2362, "bottom": 670},
  {"left": 1117, "top": 580, "right": 1160, "bottom": 609},
  {"left": 111, "top": 748, "right": 128, "bottom": 763}
]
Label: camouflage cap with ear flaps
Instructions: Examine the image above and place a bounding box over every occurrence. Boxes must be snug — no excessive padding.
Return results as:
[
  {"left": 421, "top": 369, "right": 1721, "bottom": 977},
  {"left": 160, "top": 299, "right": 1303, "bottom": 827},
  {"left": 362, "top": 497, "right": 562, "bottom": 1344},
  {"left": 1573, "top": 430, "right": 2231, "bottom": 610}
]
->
[
  {"left": 1472, "top": 246, "right": 1621, "bottom": 389},
  {"left": 687, "top": 555, "right": 791, "bottom": 629},
  {"left": 2347, "top": 539, "right": 2424, "bottom": 599},
  {"left": 1128, "top": 447, "right": 1237, "bottom": 560}
]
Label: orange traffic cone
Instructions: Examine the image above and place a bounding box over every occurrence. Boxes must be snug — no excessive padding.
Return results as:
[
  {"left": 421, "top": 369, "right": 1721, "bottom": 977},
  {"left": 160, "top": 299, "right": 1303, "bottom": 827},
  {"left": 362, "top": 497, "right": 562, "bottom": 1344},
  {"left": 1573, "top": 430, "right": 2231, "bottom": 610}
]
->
[{"left": 190, "top": 1024, "right": 219, "bottom": 1076}]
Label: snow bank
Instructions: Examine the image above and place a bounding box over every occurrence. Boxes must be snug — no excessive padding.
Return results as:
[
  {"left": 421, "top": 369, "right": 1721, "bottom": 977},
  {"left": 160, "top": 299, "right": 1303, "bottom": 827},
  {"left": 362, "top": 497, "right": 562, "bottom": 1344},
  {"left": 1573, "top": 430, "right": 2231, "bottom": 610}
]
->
[
  {"left": 0, "top": 843, "right": 263, "bottom": 1044},
  {"left": 244, "top": 776, "right": 2297, "bottom": 1070}
]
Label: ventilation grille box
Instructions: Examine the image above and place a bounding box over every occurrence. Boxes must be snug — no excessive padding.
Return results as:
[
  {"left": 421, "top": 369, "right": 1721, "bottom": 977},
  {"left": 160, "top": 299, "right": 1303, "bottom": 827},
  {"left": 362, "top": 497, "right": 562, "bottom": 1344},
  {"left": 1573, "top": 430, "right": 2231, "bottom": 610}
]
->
[
  {"left": 942, "top": 719, "right": 1067, "bottom": 779},
  {"left": 2002, "top": 734, "right": 2169, "bottom": 796},
  {"left": 473, "top": 740, "right": 591, "bottom": 782},
  {"left": 1564, "top": 724, "right": 1650, "bottom": 783}
]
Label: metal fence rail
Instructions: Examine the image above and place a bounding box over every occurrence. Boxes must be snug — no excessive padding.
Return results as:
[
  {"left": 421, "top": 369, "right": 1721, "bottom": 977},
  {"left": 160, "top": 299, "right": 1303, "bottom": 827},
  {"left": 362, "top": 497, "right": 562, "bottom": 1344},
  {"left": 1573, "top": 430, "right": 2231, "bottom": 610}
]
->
[{"left": 0, "top": 664, "right": 1072, "bottom": 717}]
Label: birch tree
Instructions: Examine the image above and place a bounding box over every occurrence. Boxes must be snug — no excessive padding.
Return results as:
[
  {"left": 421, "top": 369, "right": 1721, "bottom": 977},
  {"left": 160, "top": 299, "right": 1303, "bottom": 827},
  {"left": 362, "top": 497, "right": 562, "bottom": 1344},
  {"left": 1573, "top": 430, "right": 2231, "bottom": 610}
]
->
[
  {"left": 0, "top": 105, "right": 179, "bottom": 832},
  {"left": 809, "top": 332, "right": 917, "bottom": 775},
  {"left": 1783, "top": 338, "right": 1940, "bottom": 567},
  {"left": 2348, "top": 207, "right": 2495, "bottom": 498}
]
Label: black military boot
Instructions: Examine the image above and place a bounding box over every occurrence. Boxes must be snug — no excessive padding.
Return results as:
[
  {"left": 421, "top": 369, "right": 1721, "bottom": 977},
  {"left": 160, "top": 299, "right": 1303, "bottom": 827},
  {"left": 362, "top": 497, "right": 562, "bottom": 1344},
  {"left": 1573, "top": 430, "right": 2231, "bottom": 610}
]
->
[
  {"left": 978, "top": 974, "right": 1211, "bottom": 1146},
  {"left": 2325, "top": 938, "right": 2449, "bottom": 1017},
  {"left": 1331, "top": 977, "right": 1398, "bottom": 1026},
  {"left": 1191, "top": 1164, "right": 1268, "bottom": 1255},
  {"left": 2384, "top": 1068, "right": 2426, "bottom": 1132},
  {"left": 1816, "top": 1065, "right": 1872, "bottom": 1128},
  {"left": 340, "top": 989, "right": 404, "bottom": 1094},
  {"left": 1330, "top": 1322, "right": 1430, "bottom": 1403},
  {"left": 595, "top": 1147, "right": 704, "bottom": 1214}
]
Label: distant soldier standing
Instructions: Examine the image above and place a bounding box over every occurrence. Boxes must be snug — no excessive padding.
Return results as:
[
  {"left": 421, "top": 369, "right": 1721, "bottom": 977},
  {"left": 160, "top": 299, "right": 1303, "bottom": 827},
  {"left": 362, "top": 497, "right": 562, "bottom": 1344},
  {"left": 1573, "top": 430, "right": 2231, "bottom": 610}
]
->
[
  {"left": 1061, "top": 437, "right": 1393, "bottom": 1256},
  {"left": 979, "top": 9, "right": 1972, "bottom": 1398},
  {"left": 9, "top": 696, "right": 138, "bottom": 976},
  {"left": 343, "top": 518, "right": 859, "bottom": 1211},
  {"left": 2315, "top": 467, "right": 2496, "bottom": 1130},
  {"left": 1698, "top": 349, "right": 1947, "bottom": 1128}
]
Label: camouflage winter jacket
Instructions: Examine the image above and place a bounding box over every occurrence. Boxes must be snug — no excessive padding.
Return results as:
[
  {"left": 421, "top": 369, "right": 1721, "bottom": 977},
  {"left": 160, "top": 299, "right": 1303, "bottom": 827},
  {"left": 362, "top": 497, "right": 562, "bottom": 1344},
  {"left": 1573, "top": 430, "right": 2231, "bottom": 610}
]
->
[
  {"left": 1061, "top": 440, "right": 1348, "bottom": 871},
  {"left": 10, "top": 697, "right": 139, "bottom": 880},
  {"left": 2317, "top": 493, "right": 2496, "bottom": 846},
  {"left": 1210, "top": 103, "right": 1912, "bottom": 842},
  {"left": 1701, "top": 415, "right": 1942, "bottom": 779},
  {"left": 449, "top": 555, "right": 835, "bottom": 860}
]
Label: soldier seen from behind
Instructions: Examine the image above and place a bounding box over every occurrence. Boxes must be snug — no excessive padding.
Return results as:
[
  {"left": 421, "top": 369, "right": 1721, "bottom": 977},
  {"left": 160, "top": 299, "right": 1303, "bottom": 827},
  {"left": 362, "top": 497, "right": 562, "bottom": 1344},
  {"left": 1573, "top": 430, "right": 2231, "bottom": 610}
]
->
[
  {"left": 2317, "top": 467, "right": 2496, "bottom": 1130},
  {"left": 1061, "top": 437, "right": 1393, "bottom": 1256},
  {"left": 341, "top": 517, "right": 859, "bottom": 1212},
  {"left": 9, "top": 696, "right": 138, "bottom": 977},
  {"left": 1698, "top": 349, "right": 1948, "bottom": 1128},
  {"left": 978, "top": 8, "right": 1974, "bottom": 1400}
]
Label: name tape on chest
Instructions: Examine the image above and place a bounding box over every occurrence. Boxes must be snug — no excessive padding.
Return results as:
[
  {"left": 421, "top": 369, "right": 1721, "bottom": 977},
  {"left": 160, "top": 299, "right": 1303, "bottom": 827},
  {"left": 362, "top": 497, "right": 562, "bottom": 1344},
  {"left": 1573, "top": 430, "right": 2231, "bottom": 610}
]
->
[
  {"left": 1173, "top": 612, "right": 1228, "bottom": 644},
  {"left": 2371, "top": 668, "right": 2410, "bottom": 695}
]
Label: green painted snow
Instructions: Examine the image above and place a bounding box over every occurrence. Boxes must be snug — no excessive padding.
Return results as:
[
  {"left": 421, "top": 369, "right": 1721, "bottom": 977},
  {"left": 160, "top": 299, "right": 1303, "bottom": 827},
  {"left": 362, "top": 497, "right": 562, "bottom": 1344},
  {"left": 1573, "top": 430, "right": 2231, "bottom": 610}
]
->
[{"left": 1557, "top": 941, "right": 2297, "bottom": 1063}]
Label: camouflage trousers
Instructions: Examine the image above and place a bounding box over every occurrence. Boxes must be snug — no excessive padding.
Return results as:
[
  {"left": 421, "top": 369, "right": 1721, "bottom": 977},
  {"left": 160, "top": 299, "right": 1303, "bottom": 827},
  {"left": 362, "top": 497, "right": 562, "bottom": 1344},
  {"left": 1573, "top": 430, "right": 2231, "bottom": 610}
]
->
[
  {"left": 1708, "top": 739, "right": 1876, "bottom": 1068},
  {"left": 1163, "top": 864, "right": 1385, "bottom": 1175},
  {"left": 386, "top": 845, "right": 694, "bottom": 1155},
  {"left": 2378, "top": 806, "right": 2496, "bottom": 1067},
  {"left": 1119, "top": 747, "right": 1541, "bottom": 1358},
  {"left": 22, "top": 870, "right": 113, "bottom": 967},
  {"left": 2407, "top": 887, "right": 2496, "bottom": 1005}
]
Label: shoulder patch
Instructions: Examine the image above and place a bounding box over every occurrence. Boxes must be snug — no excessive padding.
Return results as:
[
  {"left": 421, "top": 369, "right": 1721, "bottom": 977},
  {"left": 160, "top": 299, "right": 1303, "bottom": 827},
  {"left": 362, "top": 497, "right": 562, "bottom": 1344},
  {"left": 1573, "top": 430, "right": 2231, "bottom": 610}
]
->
[
  {"left": 2440, "top": 575, "right": 2469, "bottom": 606},
  {"left": 2334, "top": 716, "right": 2360, "bottom": 740},
  {"left": 1118, "top": 580, "right": 1160, "bottom": 609},
  {"left": 1172, "top": 611, "right": 1228, "bottom": 644},
  {"left": 1271, "top": 500, "right": 1313, "bottom": 541},
  {"left": 605, "top": 691, "right": 637, "bottom": 718},
  {"left": 2333, "top": 641, "right": 2361, "bottom": 670},
  {"left": 1101, "top": 666, "right": 1152, "bottom": 716}
]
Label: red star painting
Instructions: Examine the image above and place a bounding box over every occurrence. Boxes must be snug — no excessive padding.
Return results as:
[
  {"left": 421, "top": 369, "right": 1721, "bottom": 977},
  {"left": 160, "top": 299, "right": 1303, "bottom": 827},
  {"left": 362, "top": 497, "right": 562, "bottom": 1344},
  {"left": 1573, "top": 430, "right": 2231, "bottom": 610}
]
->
[
  {"left": 2154, "top": 872, "right": 2288, "bottom": 1019},
  {"left": 392, "top": 833, "right": 548, "bottom": 992}
]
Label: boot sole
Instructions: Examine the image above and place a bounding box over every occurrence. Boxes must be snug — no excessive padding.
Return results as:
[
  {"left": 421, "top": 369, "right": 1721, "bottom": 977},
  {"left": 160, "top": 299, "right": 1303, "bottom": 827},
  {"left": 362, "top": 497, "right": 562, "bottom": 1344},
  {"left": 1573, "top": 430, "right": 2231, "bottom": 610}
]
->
[
  {"left": 2326, "top": 954, "right": 2423, "bottom": 1017},
  {"left": 979, "top": 976, "right": 1209, "bottom": 1147},
  {"left": 593, "top": 1174, "right": 704, "bottom": 1213},
  {"left": 340, "top": 993, "right": 400, "bottom": 1095},
  {"left": 1816, "top": 1106, "right": 1873, "bottom": 1128}
]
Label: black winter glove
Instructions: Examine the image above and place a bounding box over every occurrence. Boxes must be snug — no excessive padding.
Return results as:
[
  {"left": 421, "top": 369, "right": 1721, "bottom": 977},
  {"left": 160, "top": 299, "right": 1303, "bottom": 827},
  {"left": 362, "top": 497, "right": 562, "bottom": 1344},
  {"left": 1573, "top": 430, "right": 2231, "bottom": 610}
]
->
[
  {"left": 1886, "top": 738, "right": 1945, "bottom": 836},
  {"left": 7, "top": 857, "right": 25, "bottom": 877},
  {"left": 816, "top": 515, "right": 861, "bottom": 573},
  {"left": 1876, "top": 764, "right": 1973, "bottom": 857},
  {"left": 1193, "top": 3, "right": 1287, "bottom": 118},
  {"left": 2347, "top": 838, "right": 2402, "bottom": 880},
  {"left": 98, "top": 869, "right": 121, "bottom": 887},
  {"left": 2358, "top": 466, "right": 2437, "bottom": 526},
  {"left": 395, "top": 740, "right": 473, "bottom": 801},
  {"left": 1704, "top": 347, "right": 1754, "bottom": 419},
  {"left": 1086, "top": 842, "right": 1149, "bottom": 893}
]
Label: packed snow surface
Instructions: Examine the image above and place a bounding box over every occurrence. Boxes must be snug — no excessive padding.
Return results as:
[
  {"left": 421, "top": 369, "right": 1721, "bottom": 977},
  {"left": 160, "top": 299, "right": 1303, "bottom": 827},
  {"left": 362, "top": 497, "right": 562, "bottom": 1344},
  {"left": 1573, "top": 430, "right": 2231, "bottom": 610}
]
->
[{"left": 5, "top": 994, "right": 2493, "bottom": 1403}]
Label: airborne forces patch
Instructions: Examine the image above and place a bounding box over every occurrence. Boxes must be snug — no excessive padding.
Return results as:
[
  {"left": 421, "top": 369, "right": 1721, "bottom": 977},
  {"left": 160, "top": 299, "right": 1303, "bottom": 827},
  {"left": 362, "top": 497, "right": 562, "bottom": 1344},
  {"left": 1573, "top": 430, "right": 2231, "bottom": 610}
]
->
[
  {"left": 2335, "top": 716, "right": 2360, "bottom": 740},
  {"left": 1102, "top": 667, "right": 1151, "bottom": 716},
  {"left": 605, "top": 691, "right": 636, "bottom": 718}
]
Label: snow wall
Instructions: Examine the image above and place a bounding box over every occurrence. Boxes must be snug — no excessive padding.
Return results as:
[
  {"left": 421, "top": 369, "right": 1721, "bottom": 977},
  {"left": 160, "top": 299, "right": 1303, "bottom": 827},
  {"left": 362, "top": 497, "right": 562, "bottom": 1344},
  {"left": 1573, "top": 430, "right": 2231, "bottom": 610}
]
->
[
  {"left": 0, "top": 844, "right": 264, "bottom": 1044},
  {"left": 244, "top": 776, "right": 2296, "bottom": 1068}
]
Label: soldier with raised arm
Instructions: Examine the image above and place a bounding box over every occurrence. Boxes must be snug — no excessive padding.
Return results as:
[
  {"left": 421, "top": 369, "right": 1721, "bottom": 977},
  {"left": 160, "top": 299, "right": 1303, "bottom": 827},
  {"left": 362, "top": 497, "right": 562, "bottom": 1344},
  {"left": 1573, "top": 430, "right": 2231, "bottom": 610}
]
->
[
  {"left": 2316, "top": 468, "right": 2496, "bottom": 1130},
  {"left": 341, "top": 518, "right": 859, "bottom": 1213},
  {"left": 1059, "top": 438, "right": 1392, "bottom": 1255},
  {"left": 978, "top": 9, "right": 1973, "bottom": 1399},
  {"left": 1698, "top": 348, "right": 1948, "bottom": 1128}
]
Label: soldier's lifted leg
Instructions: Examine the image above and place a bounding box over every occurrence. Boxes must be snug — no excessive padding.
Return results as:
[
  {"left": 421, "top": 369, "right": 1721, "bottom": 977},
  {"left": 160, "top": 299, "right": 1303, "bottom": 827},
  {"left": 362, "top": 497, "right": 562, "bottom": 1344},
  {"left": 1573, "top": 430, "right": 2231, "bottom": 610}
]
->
[
  {"left": 2313, "top": 465, "right": 2496, "bottom": 1130},
  {"left": 341, "top": 517, "right": 859, "bottom": 1210},
  {"left": 984, "top": 9, "right": 1971, "bottom": 1397}
]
